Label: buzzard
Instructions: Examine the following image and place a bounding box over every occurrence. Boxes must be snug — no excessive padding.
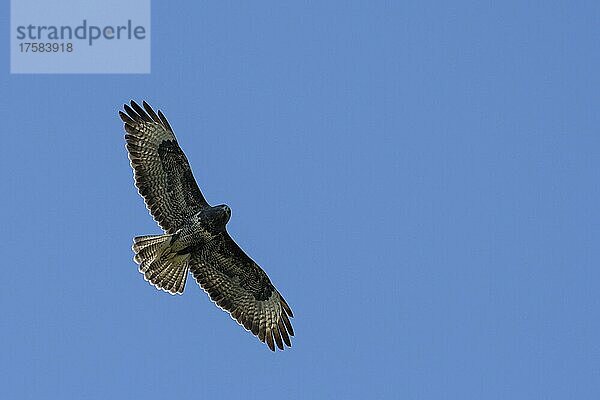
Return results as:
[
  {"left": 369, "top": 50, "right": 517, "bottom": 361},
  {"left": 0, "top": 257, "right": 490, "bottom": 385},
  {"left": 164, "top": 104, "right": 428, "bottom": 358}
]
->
[{"left": 120, "top": 100, "right": 294, "bottom": 351}]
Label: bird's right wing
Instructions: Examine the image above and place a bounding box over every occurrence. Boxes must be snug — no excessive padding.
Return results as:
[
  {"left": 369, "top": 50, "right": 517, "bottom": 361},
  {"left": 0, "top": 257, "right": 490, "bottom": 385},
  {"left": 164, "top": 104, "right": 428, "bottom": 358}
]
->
[{"left": 121, "top": 101, "right": 209, "bottom": 233}]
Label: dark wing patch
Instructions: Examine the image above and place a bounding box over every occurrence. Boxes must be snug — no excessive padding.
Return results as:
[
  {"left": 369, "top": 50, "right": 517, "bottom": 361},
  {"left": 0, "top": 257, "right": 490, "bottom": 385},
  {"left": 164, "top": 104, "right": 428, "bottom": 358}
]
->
[
  {"left": 121, "top": 101, "right": 209, "bottom": 233},
  {"left": 189, "top": 232, "right": 294, "bottom": 351}
]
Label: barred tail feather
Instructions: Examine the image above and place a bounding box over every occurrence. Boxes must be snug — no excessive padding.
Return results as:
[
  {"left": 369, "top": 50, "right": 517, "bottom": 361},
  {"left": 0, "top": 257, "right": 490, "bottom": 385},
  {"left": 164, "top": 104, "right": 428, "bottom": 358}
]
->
[
  {"left": 132, "top": 234, "right": 190, "bottom": 295},
  {"left": 133, "top": 234, "right": 170, "bottom": 264}
]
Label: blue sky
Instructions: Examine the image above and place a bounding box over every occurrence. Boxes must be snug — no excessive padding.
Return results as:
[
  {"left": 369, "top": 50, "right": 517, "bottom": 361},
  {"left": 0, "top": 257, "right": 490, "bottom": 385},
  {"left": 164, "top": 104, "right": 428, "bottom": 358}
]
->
[{"left": 1, "top": 1, "right": 599, "bottom": 399}]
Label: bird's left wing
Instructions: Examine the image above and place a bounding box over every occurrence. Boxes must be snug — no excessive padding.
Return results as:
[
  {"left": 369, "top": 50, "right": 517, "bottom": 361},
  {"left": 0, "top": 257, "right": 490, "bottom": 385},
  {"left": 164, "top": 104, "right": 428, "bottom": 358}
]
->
[{"left": 189, "top": 232, "right": 294, "bottom": 351}]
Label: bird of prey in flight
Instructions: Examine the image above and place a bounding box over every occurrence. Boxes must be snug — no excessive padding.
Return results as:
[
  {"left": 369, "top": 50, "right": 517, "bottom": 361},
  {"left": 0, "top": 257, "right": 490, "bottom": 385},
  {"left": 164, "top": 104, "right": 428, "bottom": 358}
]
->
[{"left": 120, "top": 100, "right": 294, "bottom": 351}]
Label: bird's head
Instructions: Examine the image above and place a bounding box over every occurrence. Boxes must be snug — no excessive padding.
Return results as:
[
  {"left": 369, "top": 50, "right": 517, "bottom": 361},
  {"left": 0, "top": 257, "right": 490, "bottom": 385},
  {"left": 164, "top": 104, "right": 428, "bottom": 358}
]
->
[{"left": 214, "top": 204, "right": 231, "bottom": 225}]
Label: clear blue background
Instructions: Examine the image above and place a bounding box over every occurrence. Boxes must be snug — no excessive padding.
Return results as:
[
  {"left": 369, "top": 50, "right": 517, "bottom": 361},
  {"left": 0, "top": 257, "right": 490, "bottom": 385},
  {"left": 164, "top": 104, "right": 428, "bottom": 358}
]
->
[{"left": 1, "top": 1, "right": 599, "bottom": 399}]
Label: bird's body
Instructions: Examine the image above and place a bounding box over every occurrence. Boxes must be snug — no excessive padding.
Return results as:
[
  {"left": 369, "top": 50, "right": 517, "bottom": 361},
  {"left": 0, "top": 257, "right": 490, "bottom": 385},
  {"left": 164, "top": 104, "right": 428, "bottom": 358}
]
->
[
  {"left": 171, "top": 205, "right": 230, "bottom": 252},
  {"left": 120, "top": 101, "right": 294, "bottom": 351}
]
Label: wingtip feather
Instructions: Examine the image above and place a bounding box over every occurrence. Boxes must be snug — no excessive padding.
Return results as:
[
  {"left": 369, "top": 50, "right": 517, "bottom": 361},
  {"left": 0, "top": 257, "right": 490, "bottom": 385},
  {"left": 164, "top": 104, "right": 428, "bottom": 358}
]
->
[{"left": 266, "top": 330, "right": 275, "bottom": 351}]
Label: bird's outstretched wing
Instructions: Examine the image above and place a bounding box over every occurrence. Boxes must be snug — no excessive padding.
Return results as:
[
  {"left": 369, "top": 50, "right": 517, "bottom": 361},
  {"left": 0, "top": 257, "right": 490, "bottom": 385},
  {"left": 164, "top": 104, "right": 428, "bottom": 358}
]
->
[
  {"left": 190, "top": 232, "right": 295, "bottom": 351},
  {"left": 121, "top": 101, "right": 209, "bottom": 233}
]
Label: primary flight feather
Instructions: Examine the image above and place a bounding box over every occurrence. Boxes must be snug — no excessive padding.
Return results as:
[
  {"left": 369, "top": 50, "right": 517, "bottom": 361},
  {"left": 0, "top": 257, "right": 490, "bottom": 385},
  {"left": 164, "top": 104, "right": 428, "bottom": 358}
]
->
[{"left": 120, "top": 100, "right": 294, "bottom": 351}]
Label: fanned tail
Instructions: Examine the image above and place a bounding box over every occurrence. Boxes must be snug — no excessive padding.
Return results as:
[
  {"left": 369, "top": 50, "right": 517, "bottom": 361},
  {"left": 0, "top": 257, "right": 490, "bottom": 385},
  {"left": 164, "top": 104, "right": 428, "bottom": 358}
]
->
[{"left": 132, "top": 234, "right": 190, "bottom": 295}]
